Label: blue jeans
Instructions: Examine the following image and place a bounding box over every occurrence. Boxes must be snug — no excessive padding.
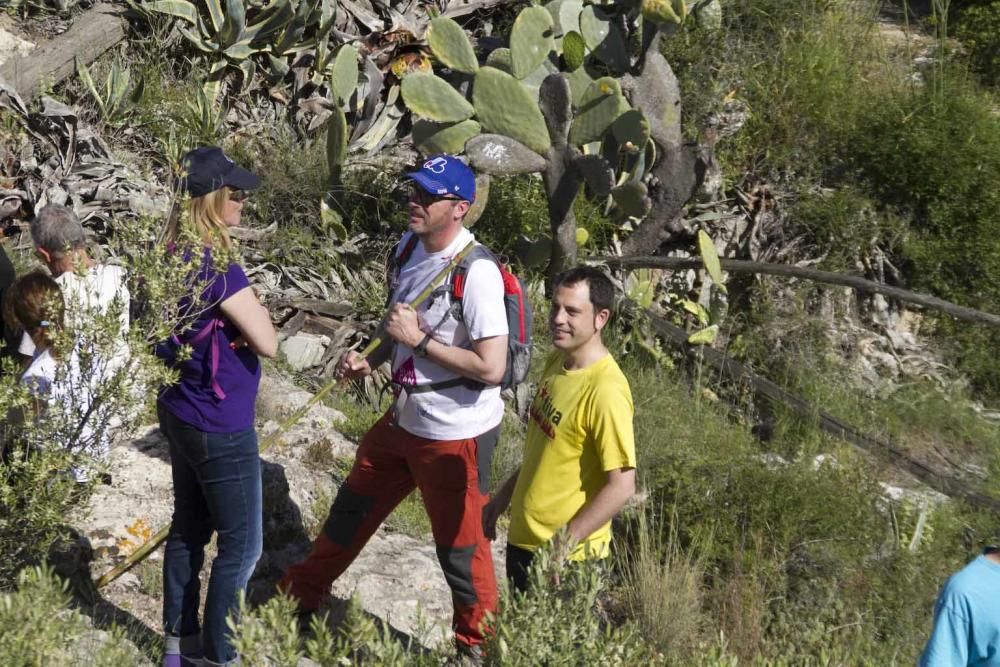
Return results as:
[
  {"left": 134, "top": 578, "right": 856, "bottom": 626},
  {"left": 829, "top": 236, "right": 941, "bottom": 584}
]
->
[{"left": 159, "top": 404, "right": 263, "bottom": 666}]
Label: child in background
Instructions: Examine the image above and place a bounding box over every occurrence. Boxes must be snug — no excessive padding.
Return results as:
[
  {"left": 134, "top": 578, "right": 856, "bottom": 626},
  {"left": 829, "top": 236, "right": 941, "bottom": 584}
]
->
[{"left": 2, "top": 270, "right": 110, "bottom": 481}]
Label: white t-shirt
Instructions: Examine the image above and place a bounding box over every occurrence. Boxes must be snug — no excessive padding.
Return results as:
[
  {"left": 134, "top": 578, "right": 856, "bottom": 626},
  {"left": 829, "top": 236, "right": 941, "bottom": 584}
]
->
[
  {"left": 22, "top": 345, "right": 113, "bottom": 481},
  {"left": 390, "top": 228, "right": 508, "bottom": 440},
  {"left": 18, "top": 263, "right": 130, "bottom": 359}
]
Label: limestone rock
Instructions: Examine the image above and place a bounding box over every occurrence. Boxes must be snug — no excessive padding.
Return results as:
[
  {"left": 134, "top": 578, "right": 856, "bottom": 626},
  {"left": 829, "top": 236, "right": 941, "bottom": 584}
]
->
[
  {"left": 280, "top": 333, "right": 331, "bottom": 371},
  {"left": 0, "top": 29, "right": 34, "bottom": 67}
]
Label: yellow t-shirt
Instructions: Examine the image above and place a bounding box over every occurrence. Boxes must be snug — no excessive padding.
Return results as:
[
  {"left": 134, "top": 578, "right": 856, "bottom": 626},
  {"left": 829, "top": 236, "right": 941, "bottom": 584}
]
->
[{"left": 508, "top": 351, "right": 636, "bottom": 560}]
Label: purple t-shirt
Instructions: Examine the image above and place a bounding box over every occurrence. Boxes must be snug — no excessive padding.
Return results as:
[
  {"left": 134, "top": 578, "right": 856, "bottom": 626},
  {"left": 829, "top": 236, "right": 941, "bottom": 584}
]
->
[{"left": 157, "top": 248, "right": 261, "bottom": 433}]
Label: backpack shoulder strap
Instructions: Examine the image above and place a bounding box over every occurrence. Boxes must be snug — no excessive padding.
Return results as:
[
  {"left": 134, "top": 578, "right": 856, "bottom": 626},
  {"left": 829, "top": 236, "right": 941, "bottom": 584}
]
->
[
  {"left": 386, "top": 233, "right": 421, "bottom": 304},
  {"left": 450, "top": 244, "right": 498, "bottom": 302}
]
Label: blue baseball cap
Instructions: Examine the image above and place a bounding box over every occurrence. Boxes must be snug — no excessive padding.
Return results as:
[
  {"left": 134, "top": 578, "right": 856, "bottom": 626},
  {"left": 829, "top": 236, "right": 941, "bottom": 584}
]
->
[
  {"left": 180, "top": 146, "right": 260, "bottom": 198},
  {"left": 405, "top": 155, "right": 475, "bottom": 202}
]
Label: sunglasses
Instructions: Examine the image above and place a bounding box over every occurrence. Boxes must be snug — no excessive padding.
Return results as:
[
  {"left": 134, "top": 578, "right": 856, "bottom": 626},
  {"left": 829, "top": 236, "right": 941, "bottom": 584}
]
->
[
  {"left": 228, "top": 189, "right": 251, "bottom": 202},
  {"left": 407, "top": 184, "right": 462, "bottom": 208}
]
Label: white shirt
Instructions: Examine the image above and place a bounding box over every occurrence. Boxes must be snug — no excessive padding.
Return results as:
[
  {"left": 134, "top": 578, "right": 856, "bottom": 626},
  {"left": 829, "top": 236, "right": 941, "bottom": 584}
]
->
[
  {"left": 18, "top": 263, "right": 130, "bottom": 359},
  {"left": 390, "top": 228, "right": 508, "bottom": 440},
  {"left": 22, "top": 344, "right": 113, "bottom": 481}
]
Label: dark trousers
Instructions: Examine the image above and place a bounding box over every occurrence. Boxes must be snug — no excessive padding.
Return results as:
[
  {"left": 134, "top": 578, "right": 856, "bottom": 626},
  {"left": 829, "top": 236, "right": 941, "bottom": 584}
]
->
[
  {"left": 279, "top": 412, "right": 499, "bottom": 648},
  {"left": 158, "top": 404, "right": 263, "bottom": 666},
  {"left": 506, "top": 544, "right": 535, "bottom": 594}
]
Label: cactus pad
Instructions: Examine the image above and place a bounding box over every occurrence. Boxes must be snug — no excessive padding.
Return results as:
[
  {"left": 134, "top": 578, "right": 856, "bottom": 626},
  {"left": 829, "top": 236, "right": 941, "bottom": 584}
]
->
[
  {"left": 612, "top": 181, "right": 652, "bottom": 217},
  {"left": 326, "top": 105, "right": 347, "bottom": 185},
  {"left": 511, "top": 6, "right": 555, "bottom": 79},
  {"left": 427, "top": 17, "right": 479, "bottom": 74},
  {"left": 330, "top": 44, "right": 359, "bottom": 107},
  {"left": 412, "top": 119, "right": 482, "bottom": 155},
  {"left": 515, "top": 235, "right": 553, "bottom": 269},
  {"left": 539, "top": 73, "right": 572, "bottom": 143},
  {"left": 401, "top": 72, "right": 475, "bottom": 123},
  {"left": 611, "top": 109, "right": 651, "bottom": 150},
  {"left": 641, "top": 0, "right": 684, "bottom": 24},
  {"left": 574, "top": 154, "right": 615, "bottom": 196},
  {"left": 485, "top": 48, "right": 513, "bottom": 75},
  {"left": 566, "top": 65, "right": 595, "bottom": 106},
  {"left": 569, "top": 78, "right": 629, "bottom": 146},
  {"left": 562, "top": 31, "right": 586, "bottom": 71},
  {"left": 464, "top": 174, "right": 491, "bottom": 227},
  {"left": 580, "top": 5, "right": 629, "bottom": 74},
  {"left": 472, "top": 67, "right": 552, "bottom": 155},
  {"left": 466, "top": 134, "right": 548, "bottom": 175}
]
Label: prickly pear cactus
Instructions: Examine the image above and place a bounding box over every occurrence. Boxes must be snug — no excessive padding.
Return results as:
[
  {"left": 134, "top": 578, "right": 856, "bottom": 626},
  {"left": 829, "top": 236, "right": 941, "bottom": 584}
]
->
[
  {"left": 393, "top": 0, "right": 696, "bottom": 274},
  {"left": 427, "top": 17, "right": 479, "bottom": 74}
]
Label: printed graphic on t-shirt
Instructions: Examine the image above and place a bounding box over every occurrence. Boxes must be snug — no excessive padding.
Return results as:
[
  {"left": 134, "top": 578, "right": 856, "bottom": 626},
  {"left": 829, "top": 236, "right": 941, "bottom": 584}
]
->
[
  {"left": 528, "top": 384, "right": 563, "bottom": 439},
  {"left": 393, "top": 356, "right": 416, "bottom": 388}
]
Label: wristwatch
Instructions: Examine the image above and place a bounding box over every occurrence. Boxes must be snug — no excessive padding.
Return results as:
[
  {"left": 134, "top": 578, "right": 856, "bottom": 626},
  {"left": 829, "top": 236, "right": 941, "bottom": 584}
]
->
[{"left": 413, "top": 334, "right": 432, "bottom": 358}]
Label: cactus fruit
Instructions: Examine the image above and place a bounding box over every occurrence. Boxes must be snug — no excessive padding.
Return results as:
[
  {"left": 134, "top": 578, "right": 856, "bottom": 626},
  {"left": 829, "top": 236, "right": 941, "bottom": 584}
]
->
[
  {"left": 612, "top": 181, "right": 652, "bottom": 217},
  {"left": 568, "top": 78, "right": 629, "bottom": 146},
  {"left": 464, "top": 174, "right": 491, "bottom": 227},
  {"left": 485, "top": 48, "right": 513, "bottom": 75},
  {"left": 472, "top": 67, "right": 552, "bottom": 155},
  {"left": 412, "top": 119, "right": 482, "bottom": 155},
  {"left": 466, "top": 134, "right": 549, "bottom": 175},
  {"left": 427, "top": 16, "right": 480, "bottom": 74},
  {"left": 574, "top": 154, "right": 615, "bottom": 196},
  {"left": 510, "top": 6, "right": 555, "bottom": 80},
  {"left": 611, "top": 109, "right": 651, "bottom": 150},
  {"left": 326, "top": 105, "right": 347, "bottom": 186},
  {"left": 401, "top": 72, "right": 475, "bottom": 123},
  {"left": 330, "top": 44, "right": 359, "bottom": 107},
  {"left": 562, "top": 31, "right": 586, "bottom": 71}
]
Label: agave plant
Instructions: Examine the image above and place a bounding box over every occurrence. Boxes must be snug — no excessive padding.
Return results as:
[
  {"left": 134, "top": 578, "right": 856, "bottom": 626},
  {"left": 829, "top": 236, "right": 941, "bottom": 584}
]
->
[
  {"left": 140, "top": 0, "right": 337, "bottom": 101},
  {"left": 394, "top": 0, "right": 717, "bottom": 277},
  {"left": 76, "top": 58, "right": 145, "bottom": 126}
]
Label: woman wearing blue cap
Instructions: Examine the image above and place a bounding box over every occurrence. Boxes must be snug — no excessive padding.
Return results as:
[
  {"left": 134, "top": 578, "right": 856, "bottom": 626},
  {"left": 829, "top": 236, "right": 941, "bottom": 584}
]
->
[{"left": 157, "top": 146, "right": 277, "bottom": 667}]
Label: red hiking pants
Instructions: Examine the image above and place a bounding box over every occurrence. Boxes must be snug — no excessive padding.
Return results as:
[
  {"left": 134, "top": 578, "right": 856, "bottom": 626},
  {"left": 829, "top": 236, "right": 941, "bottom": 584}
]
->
[{"left": 278, "top": 413, "right": 499, "bottom": 647}]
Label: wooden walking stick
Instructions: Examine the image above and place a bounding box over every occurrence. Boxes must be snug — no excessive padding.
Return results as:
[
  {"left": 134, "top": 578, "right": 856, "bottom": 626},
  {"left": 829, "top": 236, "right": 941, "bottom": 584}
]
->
[{"left": 95, "top": 240, "right": 477, "bottom": 589}]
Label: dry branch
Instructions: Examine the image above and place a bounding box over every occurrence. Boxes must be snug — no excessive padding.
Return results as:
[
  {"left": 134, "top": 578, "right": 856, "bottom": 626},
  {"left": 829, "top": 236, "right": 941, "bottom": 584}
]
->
[{"left": 601, "top": 255, "right": 1000, "bottom": 328}]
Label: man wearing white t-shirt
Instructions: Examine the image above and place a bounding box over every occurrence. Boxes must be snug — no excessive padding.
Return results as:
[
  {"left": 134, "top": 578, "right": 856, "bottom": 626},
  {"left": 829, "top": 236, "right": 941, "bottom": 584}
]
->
[
  {"left": 280, "top": 156, "right": 507, "bottom": 659},
  {"left": 19, "top": 205, "right": 130, "bottom": 361},
  {"left": 19, "top": 205, "right": 131, "bottom": 468}
]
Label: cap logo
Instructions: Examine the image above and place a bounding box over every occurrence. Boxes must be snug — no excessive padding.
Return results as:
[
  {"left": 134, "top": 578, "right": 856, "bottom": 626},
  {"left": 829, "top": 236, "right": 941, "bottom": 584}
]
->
[{"left": 424, "top": 157, "right": 448, "bottom": 174}]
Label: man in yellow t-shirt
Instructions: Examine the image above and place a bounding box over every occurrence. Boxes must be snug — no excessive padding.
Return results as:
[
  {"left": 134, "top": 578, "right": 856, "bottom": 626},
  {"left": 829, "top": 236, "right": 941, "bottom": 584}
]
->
[{"left": 484, "top": 266, "right": 636, "bottom": 592}]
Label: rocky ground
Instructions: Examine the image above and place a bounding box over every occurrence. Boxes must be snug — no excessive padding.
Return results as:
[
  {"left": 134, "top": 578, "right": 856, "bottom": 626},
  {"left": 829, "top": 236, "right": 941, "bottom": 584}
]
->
[{"left": 67, "top": 371, "right": 506, "bottom": 660}]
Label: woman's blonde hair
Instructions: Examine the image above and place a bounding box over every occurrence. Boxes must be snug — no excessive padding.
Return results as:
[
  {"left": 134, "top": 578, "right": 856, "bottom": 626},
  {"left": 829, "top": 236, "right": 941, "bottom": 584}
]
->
[
  {"left": 2, "top": 271, "right": 64, "bottom": 350},
  {"left": 165, "top": 187, "right": 232, "bottom": 249}
]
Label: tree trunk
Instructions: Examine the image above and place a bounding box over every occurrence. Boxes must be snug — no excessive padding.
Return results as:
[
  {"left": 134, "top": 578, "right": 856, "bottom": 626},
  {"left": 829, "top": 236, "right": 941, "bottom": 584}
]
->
[{"left": 544, "top": 144, "right": 580, "bottom": 286}]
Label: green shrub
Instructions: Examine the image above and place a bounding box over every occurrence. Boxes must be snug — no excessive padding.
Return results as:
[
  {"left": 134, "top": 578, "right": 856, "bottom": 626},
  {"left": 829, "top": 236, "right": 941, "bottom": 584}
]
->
[
  {"left": 953, "top": 0, "right": 1000, "bottom": 87},
  {"left": 849, "top": 75, "right": 1000, "bottom": 394},
  {"left": 0, "top": 566, "right": 144, "bottom": 665},
  {"left": 484, "top": 547, "right": 649, "bottom": 665}
]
